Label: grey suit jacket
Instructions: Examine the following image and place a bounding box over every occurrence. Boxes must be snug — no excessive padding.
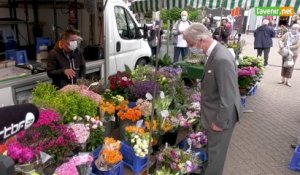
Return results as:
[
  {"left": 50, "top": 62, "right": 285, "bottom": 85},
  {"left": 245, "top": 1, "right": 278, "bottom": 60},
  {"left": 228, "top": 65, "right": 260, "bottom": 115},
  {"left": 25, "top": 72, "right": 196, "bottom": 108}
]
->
[{"left": 201, "top": 43, "right": 242, "bottom": 130}]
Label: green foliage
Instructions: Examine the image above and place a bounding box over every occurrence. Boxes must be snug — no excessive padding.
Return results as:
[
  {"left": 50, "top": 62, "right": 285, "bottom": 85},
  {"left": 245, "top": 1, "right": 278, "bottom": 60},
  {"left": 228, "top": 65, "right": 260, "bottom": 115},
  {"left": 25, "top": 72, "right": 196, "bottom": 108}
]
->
[
  {"left": 85, "top": 127, "right": 104, "bottom": 152},
  {"left": 239, "top": 55, "right": 264, "bottom": 71},
  {"left": 131, "top": 65, "right": 154, "bottom": 81},
  {"left": 161, "top": 7, "right": 201, "bottom": 26},
  {"left": 31, "top": 82, "right": 57, "bottom": 107},
  {"left": 32, "top": 83, "right": 98, "bottom": 124},
  {"left": 153, "top": 54, "right": 172, "bottom": 67},
  {"left": 125, "top": 64, "right": 132, "bottom": 77}
]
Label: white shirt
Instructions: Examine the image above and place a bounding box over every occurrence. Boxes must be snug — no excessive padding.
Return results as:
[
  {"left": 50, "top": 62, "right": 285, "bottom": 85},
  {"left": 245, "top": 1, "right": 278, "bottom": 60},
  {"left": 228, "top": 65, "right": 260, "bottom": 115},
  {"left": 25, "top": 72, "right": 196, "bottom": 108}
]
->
[
  {"left": 206, "top": 40, "right": 218, "bottom": 59},
  {"left": 177, "top": 21, "right": 190, "bottom": 47}
]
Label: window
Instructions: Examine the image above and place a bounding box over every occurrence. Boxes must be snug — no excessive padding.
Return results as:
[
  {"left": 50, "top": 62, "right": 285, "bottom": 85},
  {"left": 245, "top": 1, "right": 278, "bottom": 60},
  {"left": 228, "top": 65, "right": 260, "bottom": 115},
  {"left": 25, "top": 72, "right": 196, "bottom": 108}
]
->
[{"left": 114, "top": 6, "right": 138, "bottom": 39}]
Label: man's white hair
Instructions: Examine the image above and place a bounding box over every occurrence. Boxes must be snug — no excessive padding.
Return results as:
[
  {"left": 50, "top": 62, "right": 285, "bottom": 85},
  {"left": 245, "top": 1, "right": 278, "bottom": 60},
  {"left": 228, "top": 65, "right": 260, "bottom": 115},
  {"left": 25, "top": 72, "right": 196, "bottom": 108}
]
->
[
  {"left": 262, "top": 19, "right": 269, "bottom": 25},
  {"left": 183, "top": 23, "right": 212, "bottom": 43}
]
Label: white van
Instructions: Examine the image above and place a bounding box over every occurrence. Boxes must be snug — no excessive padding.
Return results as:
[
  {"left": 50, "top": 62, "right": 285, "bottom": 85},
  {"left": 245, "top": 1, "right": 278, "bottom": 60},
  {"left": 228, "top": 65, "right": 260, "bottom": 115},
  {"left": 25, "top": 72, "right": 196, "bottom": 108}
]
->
[
  {"left": 0, "top": 0, "right": 151, "bottom": 106},
  {"left": 104, "top": 0, "right": 151, "bottom": 75}
]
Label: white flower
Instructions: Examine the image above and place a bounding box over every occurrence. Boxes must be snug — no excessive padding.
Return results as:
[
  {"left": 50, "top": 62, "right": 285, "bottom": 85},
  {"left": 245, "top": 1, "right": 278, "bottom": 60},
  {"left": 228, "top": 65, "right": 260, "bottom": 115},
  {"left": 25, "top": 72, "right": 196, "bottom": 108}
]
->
[
  {"left": 73, "top": 116, "right": 78, "bottom": 121},
  {"left": 78, "top": 117, "right": 83, "bottom": 121},
  {"left": 145, "top": 93, "right": 153, "bottom": 101},
  {"left": 160, "top": 91, "right": 165, "bottom": 99},
  {"left": 161, "top": 110, "right": 169, "bottom": 118},
  {"left": 85, "top": 124, "right": 90, "bottom": 127},
  {"left": 191, "top": 102, "right": 200, "bottom": 110},
  {"left": 90, "top": 118, "right": 96, "bottom": 123},
  {"left": 121, "top": 77, "right": 128, "bottom": 81},
  {"left": 85, "top": 115, "right": 91, "bottom": 121},
  {"left": 134, "top": 135, "right": 139, "bottom": 139},
  {"left": 131, "top": 139, "right": 135, "bottom": 143},
  {"left": 92, "top": 124, "right": 98, "bottom": 129}
]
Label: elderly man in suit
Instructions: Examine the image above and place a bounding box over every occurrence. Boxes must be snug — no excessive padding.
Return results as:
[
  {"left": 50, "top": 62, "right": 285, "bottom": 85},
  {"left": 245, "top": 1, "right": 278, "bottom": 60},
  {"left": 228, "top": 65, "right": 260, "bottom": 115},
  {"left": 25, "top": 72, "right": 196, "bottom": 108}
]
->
[{"left": 183, "top": 23, "right": 241, "bottom": 175}]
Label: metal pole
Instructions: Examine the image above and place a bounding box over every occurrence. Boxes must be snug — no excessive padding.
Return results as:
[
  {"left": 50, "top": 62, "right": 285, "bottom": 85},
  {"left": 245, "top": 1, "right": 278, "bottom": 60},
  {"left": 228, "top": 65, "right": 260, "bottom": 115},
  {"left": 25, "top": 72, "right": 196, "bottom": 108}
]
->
[
  {"left": 24, "top": 0, "right": 31, "bottom": 45},
  {"left": 166, "top": 19, "right": 170, "bottom": 56},
  {"left": 12, "top": 0, "right": 20, "bottom": 46},
  {"left": 218, "top": 0, "right": 224, "bottom": 42},
  {"left": 53, "top": 0, "right": 59, "bottom": 41},
  {"left": 74, "top": 0, "right": 78, "bottom": 29}
]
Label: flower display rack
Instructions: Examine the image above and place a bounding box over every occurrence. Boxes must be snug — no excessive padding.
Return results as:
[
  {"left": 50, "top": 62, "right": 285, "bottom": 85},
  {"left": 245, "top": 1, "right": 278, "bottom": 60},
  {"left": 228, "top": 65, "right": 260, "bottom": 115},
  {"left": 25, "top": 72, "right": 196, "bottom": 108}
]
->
[
  {"left": 247, "top": 84, "right": 258, "bottom": 96},
  {"left": 91, "top": 146, "right": 124, "bottom": 175},
  {"left": 241, "top": 96, "right": 246, "bottom": 108},
  {"left": 177, "top": 139, "right": 208, "bottom": 162},
  {"left": 90, "top": 161, "right": 124, "bottom": 175},
  {"left": 121, "top": 141, "right": 148, "bottom": 174},
  {"left": 289, "top": 146, "right": 300, "bottom": 171}
]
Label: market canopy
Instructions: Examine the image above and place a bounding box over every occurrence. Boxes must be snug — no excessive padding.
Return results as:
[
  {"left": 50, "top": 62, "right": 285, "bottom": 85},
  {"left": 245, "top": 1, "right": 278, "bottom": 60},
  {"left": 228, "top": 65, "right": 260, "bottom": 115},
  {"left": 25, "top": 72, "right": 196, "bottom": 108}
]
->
[{"left": 132, "top": 0, "right": 300, "bottom": 14}]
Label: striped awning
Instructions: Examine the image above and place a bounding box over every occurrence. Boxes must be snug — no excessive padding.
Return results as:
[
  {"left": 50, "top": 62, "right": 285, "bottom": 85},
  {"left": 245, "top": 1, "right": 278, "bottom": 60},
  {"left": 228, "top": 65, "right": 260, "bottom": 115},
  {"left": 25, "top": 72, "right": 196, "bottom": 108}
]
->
[
  {"left": 132, "top": 0, "right": 300, "bottom": 14},
  {"left": 188, "top": 0, "right": 300, "bottom": 14},
  {"left": 132, "top": 0, "right": 189, "bottom": 13}
]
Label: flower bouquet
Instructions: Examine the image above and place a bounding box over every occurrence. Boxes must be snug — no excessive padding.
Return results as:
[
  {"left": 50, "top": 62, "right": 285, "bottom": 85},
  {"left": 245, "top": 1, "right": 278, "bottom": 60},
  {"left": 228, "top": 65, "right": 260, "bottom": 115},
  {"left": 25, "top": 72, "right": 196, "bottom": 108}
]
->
[
  {"left": 54, "top": 154, "right": 93, "bottom": 175},
  {"left": 117, "top": 105, "right": 142, "bottom": 122},
  {"left": 125, "top": 126, "right": 149, "bottom": 158},
  {"left": 108, "top": 71, "right": 133, "bottom": 97},
  {"left": 238, "top": 66, "right": 261, "bottom": 92},
  {"left": 131, "top": 65, "right": 155, "bottom": 82},
  {"left": 59, "top": 84, "right": 102, "bottom": 104},
  {"left": 72, "top": 115, "right": 105, "bottom": 152},
  {"left": 157, "top": 147, "right": 200, "bottom": 174},
  {"left": 7, "top": 142, "right": 41, "bottom": 174},
  {"left": 187, "top": 131, "right": 208, "bottom": 149},
  {"left": 17, "top": 109, "right": 77, "bottom": 166},
  {"left": 128, "top": 80, "right": 160, "bottom": 101},
  {"left": 95, "top": 137, "right": 123, "bottom": 171}
]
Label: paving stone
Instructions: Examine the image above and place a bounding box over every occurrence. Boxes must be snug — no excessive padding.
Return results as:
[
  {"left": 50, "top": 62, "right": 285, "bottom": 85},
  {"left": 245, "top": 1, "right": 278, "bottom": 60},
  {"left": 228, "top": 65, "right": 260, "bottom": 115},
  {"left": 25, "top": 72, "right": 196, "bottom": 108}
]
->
[{"left": 223, "top": 34, "right": 300, "bottom": 175}]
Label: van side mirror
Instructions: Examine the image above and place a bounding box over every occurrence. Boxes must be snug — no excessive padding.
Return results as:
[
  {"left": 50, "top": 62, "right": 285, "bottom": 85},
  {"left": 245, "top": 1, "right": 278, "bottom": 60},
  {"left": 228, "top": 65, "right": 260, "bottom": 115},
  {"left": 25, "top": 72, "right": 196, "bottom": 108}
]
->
[{"left": 137, "top": 24, "right": 148, "bottom": 39}]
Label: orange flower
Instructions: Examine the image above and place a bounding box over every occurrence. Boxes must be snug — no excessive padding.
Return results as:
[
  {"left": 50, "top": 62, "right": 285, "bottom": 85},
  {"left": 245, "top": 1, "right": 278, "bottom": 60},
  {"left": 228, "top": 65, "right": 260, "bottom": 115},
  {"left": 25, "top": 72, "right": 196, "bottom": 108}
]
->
[
  {"left": 101, "top": 149, "right": 123, "bottom": 165},
  {"left": 145, "top": 120, "right": 158, "bottom": 131},
  {"left": 125, "top": 126, "right": 145, "bottom": 135},
  {"left": 117, "top": 106, "right": 142, "bottom": 122},
  {"left": 100, "top": 100, "right": 116, "bottom": 115},
  {"left": 161, "top": 121, "right": 173, "bottom": 133},
  {"left": 116, "top": 100, "right": 128, "bottom": 111}
]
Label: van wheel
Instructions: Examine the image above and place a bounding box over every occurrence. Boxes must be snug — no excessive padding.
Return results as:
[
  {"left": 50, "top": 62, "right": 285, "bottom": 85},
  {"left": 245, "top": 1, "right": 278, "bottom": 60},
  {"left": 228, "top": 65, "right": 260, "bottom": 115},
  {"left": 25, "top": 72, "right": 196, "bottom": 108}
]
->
[{"left": 135, "top": 58, "right": 148, "bottom": 68}]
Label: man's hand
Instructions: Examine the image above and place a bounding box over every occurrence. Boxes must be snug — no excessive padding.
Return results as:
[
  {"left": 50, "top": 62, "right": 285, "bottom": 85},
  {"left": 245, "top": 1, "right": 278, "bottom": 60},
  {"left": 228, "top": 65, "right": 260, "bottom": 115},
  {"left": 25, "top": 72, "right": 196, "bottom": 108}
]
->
[
  {"left": 64, "top": 69, "right": 76, "bottom": 79},
  {"left": 211, "top": 122, "right": 223, "bottom": 132}
]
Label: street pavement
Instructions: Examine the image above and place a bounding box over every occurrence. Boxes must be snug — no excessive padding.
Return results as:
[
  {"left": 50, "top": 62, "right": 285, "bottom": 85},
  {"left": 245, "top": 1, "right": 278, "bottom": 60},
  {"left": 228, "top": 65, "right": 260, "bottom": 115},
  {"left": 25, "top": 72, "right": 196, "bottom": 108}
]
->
[
  {"left": 161, "top": 34, "right": 300, "bottom": 174},
  {"left": 223, "top": 34, "right": 300, "bottom": 175}
]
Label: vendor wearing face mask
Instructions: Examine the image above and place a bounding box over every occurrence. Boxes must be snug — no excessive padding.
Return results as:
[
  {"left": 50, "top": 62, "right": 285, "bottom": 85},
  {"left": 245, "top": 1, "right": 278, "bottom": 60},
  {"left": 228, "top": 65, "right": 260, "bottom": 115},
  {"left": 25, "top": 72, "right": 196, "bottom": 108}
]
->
[
  {"left": 47, "top": 29, "right": 86, "bottom": 89},
  {"left": 172, "top": 11, "right": 192, "bottom": 63}
]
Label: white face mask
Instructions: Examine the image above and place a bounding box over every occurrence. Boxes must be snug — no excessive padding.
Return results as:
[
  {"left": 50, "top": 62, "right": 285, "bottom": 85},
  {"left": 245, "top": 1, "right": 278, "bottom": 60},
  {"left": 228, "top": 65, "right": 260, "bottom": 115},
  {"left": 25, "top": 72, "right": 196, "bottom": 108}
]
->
[
  {"left": 181, "top": 16, "right": 187, "bottom": 21},
  {"left": 68, "top": 41, "right": 78, "bottom": 51},
  {"left": 190, "top": 47, "right": 203, "bottom": 55}
]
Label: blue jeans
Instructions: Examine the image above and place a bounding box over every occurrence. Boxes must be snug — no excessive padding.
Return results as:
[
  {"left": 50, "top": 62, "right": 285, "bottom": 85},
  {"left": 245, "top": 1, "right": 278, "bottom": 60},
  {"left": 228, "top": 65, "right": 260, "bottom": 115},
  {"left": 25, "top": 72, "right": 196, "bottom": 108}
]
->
[{"left": 173, "top": 47, "right": 189, "bottom": 63}]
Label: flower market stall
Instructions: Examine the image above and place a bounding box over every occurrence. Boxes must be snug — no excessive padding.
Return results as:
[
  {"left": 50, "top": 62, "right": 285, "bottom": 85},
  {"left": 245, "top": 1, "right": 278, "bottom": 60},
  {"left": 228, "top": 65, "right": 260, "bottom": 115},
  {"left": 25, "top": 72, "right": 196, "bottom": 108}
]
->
[{"left": 0, "top": 62, "right": 207, "bottom": 175}]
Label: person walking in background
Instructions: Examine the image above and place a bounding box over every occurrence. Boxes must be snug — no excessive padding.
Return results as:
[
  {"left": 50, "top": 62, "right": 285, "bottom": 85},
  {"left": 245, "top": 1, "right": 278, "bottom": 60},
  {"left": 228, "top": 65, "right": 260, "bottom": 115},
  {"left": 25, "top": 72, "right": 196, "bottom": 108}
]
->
[
  {"left": 254, "top": 19, "right": 275, "bottom": 67},
  {"left": 213, "top": 19, "right": 231, "bottom": 44},
  {"left": 278, "top": 23, "right": 300, "bottom": 87},
  {"left": 183, "top": 23, "right": 241, "bottom": 175},
  {"left": 172, "top": 11, "right": 192, "bottom": 63},
  {"left": 148, "top": 18, "right": 163, "bottom": 56}
]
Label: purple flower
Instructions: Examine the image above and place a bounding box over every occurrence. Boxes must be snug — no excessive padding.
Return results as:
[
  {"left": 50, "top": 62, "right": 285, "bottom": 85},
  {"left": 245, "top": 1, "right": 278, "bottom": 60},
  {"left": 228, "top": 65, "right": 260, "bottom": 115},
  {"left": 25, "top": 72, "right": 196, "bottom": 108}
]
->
[
  {"left": 129, "top": 80, "right": 160, "bottom": 100},
  {"left": 157, "top": 153, "right": 163, "bottom": 162},
  {"left": 189, "top": 92, "right": 201, "bottom": 102},
  {"left": 158, "top": 67, "right": 182, "bottom": 79}
]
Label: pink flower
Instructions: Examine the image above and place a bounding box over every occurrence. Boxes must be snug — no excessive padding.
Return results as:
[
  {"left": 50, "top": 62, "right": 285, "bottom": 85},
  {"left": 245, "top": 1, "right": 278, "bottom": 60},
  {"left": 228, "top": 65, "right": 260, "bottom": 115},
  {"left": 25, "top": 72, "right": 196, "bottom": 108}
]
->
[{"left": 56, "top": 136, "right": 65, "bottom": 145}]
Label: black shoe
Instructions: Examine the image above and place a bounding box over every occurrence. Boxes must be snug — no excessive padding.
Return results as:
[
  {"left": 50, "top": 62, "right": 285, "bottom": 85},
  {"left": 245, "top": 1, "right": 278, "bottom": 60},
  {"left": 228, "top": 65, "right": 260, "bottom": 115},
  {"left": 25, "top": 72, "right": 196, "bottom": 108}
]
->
[{"left": 291, "top": 144, "right": 297, "bottom": 149}]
